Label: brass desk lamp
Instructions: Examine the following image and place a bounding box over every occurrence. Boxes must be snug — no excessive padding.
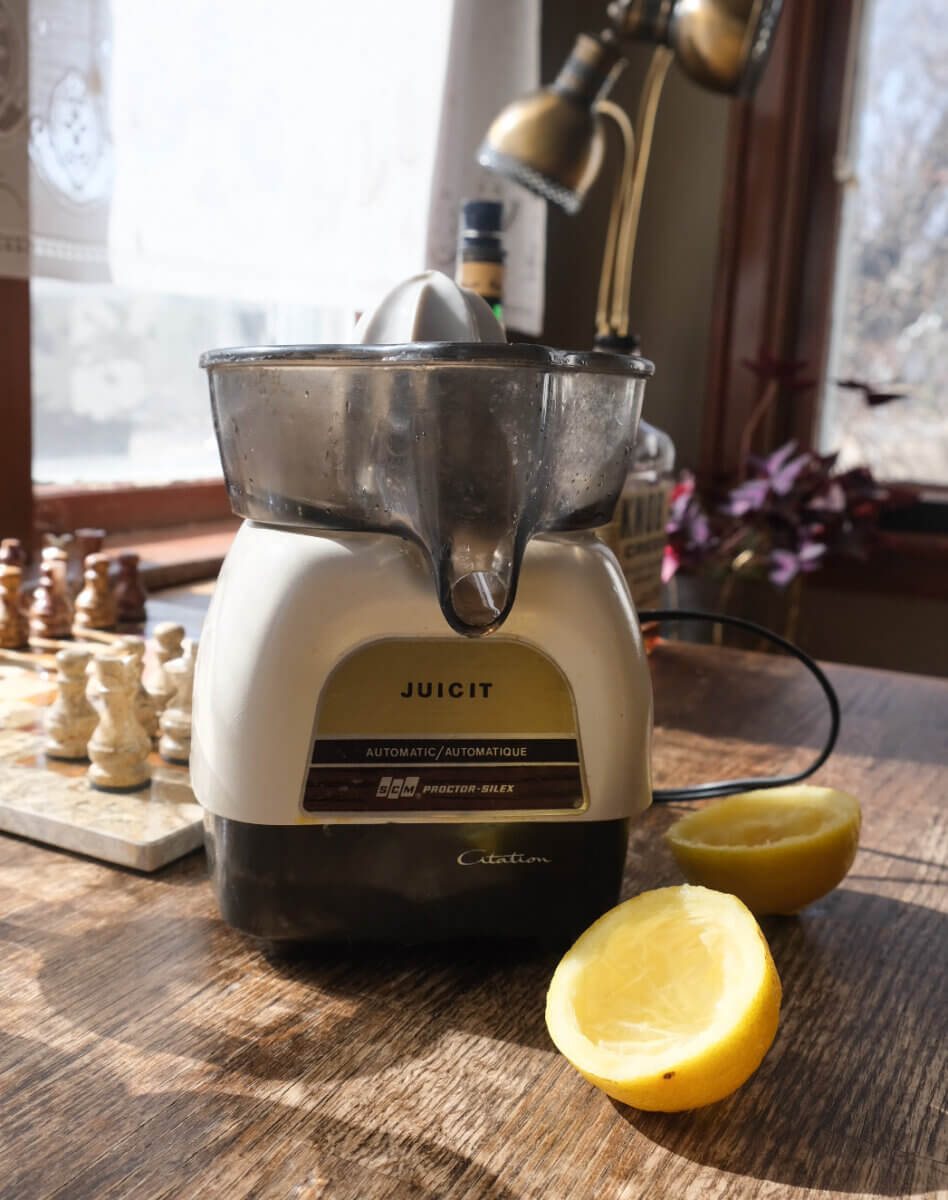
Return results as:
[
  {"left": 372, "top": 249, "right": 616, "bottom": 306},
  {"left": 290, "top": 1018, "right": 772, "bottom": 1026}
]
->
[{"left": 478, "top": 0, "right": 784, "bottom": 347}]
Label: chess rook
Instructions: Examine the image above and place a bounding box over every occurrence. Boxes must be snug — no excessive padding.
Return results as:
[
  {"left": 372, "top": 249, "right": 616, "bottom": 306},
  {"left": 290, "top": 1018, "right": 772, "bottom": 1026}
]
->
[
  {"left": 75, "top": 553, "right": 117, "bottom": 631},
  {"left": 74, "top": 528, "right": 105, "bottom": 561},
  {"left": 115, "top": 552, "right": 148, "bottom": 623},
  {"left": 0, "top": 565, "right": 29, "bottom": 650},
  {"left": 88, "top": 656, "right": 151, "bottom": 792},
  {"left": 45, "top": 648, "right": 98, "bottom": 760},
  {"left": 71, "top": 529, "right": 105, "bottom": 597},
  {"left": 148, "top": 622, "right": 185, "bottom": 712},
  {"left": 159, "top": 639, "right": 197, "bottom": 765},
  {"left": 117, "top": 635, "right": 159, "bottom": 739},
  {"left": 29, "top": 550, "right": 73, "bottom": 640}
]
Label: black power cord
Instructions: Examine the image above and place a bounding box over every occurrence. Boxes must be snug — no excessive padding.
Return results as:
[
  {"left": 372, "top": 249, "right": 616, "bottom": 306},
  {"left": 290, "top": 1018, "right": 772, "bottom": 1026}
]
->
[{"left": 637, "top": 608, "right": 841, "bottom": 803}]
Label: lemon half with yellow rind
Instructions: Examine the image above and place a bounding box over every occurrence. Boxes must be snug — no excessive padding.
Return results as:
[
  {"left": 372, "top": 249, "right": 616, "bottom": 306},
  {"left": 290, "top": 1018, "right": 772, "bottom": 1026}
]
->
[
  {"left": 666, "top": 785, "right": 862, "bottom": 915},
  {"left": 545, "top": 885, "right": 781, "bottom": 1111}
]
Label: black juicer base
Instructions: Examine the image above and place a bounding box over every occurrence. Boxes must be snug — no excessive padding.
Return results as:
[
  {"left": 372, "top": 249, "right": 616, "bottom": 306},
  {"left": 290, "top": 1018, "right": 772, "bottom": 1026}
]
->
[{"left": 205, "top": 815, "right": 629, "bottom": 945}]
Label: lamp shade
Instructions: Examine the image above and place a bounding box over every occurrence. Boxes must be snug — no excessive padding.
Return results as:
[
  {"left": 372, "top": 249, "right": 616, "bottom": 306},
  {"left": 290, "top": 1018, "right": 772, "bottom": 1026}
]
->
[
  {"left": 476, "top": 33, "right": 624, "bottom": 214},
  {"left": 477, "top": 93, "right": 604, "bottom": 215},
  {"left": 606, "top": 0, "right": 785, "bottom": 96}
]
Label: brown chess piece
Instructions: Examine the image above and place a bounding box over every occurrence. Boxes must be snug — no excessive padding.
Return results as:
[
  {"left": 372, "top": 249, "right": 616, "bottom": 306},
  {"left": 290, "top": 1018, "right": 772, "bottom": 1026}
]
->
[
  {"left": 71, "top": 529, "right": 106, "bottom": 597},
  {"left": 0, "top": 540, "right": 30, "bottom": 625},
  {"left": 0, "top": 564, "right": 29, "bottom": 650},
  {"left": 0, "top": 538, "right": 26, "bottom": 569},
  {"left": 75, "top": 553, "right": 117, "bottom": 631},
  {"left": 75, "top": 528, "right": 105, "bottom": 559},
  {"left": 29, "top": 554, "right": 73, "bottom": 639},
  {"left": 115, "top": 552, "right": 147, "bottom": 623}
]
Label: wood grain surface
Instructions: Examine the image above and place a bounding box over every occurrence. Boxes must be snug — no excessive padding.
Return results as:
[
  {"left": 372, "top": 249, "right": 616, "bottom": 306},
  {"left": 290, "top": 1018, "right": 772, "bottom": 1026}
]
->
[{"left": 0, "top": 640, "right": 945, "bottom": 1200}]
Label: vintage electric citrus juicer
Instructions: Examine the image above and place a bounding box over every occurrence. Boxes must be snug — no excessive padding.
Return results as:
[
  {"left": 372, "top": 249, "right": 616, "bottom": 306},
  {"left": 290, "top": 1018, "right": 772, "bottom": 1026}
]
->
[{"left": 193, "top": 270, "right": 655, "bottom": 943}]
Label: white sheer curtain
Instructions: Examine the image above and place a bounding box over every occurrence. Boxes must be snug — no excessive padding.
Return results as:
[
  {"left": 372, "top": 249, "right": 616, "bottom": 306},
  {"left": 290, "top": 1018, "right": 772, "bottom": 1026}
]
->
[{"left": 0, "top": 0, "right": 545, "bottom": 332}]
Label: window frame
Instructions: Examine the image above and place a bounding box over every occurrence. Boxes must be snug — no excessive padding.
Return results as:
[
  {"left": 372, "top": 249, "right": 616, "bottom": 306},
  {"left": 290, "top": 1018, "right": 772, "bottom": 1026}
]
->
[
  {"left": 0, "top": 278, "right": 32, "bottom": 547},
  {"left": 701, "top": 0, "right": 861, "bottom": 486}
]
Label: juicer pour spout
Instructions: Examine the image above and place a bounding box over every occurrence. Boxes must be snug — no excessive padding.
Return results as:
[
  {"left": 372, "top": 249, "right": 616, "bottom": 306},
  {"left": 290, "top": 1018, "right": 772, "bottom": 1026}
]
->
[{"left": 435, "top": 529, "right": 523, "bottom": 636}]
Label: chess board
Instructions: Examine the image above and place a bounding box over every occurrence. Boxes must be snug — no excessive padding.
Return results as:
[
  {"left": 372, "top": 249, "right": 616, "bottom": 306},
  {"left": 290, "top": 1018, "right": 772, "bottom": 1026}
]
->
[{"left": 0, "top": 656, "right": 203, "bottom": 871}]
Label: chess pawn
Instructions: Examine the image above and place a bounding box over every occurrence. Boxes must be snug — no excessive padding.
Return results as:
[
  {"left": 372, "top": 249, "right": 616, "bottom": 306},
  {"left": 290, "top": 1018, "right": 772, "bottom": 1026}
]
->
[
  {"left": 117, "top": 635, "right": 159, "bottom": 739},
  {"left": 115, "top": 552, "right": 147, "bottom": 623},
  {"left": 0, "top": 565, "right": 29, "bottom": 650},
  {"left": 87, "top": 656, "right": 151, "bottom": 792},
  {"left": 45, "top": 648, "right": 98, "bottom": 760},
  {"left": 75, "top": 553, "right": 117, "bottom": 631},
  {"left": 148, "top": 621, "right": 185, "bottom": 712},
  {"left": 29, "top": 551, "right": 73, "bottom": 639},
  {"left": 159, "top": 639, "right": 197, "bottom": 765}
]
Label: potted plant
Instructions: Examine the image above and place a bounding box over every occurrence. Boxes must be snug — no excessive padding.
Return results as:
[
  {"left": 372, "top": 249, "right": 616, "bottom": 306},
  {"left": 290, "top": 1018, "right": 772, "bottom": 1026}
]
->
[{"left": 662, "top": 356, "right": 916, "bottom": 640}]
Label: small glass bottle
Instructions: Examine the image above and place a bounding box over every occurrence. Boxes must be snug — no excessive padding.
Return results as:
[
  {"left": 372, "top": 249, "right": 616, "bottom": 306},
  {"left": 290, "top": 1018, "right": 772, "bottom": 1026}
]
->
[
  {"left": 600, "top": 419, "right": 676, "bottom": 617},
  {"left": 455, "top": 200, "right": 505, "bottom": 326}
]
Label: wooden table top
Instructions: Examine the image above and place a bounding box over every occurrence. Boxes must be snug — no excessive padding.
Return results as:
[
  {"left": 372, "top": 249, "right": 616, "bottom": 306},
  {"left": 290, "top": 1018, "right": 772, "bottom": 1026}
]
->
[{"left": 0, "top": 640, "right": 945, "bottom": 1200}]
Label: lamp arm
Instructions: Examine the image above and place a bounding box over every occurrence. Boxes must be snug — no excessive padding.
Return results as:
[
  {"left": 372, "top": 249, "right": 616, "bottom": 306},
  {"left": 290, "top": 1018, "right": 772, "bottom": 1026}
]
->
[
  {"left": 611, "top": 45, "right": 673, "bottom": 336},
  {"left": 593, "top": 100, "right": 636, "bottom": 338}
]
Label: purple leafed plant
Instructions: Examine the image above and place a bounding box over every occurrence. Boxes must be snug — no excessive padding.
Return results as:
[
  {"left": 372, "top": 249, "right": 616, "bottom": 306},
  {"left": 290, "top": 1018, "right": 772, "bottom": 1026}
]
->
[
  {"left": 666, "top": 443, "right": 918, "bottom": 587},
  {"left": 666, "top": 439, "right": 914, "bottom": 587},
  {"left": 664, "top": 358, "right": 916, "bottom": 590}
]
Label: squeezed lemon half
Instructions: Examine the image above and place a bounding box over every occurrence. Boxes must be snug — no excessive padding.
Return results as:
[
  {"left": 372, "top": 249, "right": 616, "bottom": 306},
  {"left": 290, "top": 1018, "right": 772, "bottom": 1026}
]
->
[
  {"left": 545, "top": 885, "right": 781, "bottom": 1111},
  {"left": 666, "top": 785, "right": 862, "bottom": 915}
]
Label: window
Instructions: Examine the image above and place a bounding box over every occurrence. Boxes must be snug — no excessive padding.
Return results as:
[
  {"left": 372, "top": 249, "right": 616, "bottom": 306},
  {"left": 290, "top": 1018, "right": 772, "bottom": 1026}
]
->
[
  {"left": 1, "top": 0, "right": 544, "bottom": 547},
  {"left": 821, "top": 0, "right": 947, "bottom": 484},
  {"left": 31, "top": 281, "right": 351, "bottom": 486},
  {"left": 701, "top": 0, "right": 947, "bottom": 507}
]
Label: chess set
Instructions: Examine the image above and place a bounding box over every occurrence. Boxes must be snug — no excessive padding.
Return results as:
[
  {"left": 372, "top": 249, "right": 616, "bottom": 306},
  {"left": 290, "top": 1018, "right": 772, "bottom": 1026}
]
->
[{"left": 0, "top": 532, "right": 203, "bottom": 871}]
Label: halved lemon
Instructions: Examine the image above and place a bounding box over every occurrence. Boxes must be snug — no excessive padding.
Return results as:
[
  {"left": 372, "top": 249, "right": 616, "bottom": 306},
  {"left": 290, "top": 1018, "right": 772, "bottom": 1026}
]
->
[
  {"left": 545, "top": 885, "right": 781, "bottom": 1111},
  {"left": 666, "top": 785, "right": 862, "bottom": 915}
]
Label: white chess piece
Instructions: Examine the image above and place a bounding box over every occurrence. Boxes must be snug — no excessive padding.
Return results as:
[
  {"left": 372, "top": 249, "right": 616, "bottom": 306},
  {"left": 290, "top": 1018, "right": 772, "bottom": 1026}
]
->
[
  {"left": 148, "top": 622, "right": 185, "bottom": 713},
  {"left": 87, "top": 656, "right": 151, "bottom": 791},
  {"left": 117, "top": 635, "right": 159, "bottom": 739},
  {"left": 158, "top": 639, "right": 197, "bottom": 765},
  {"left": 45, "top": 648, "right": 98, "bottom": 760},
  {"left": 86, "top": 644, "right": 123, "bottom": 710}
]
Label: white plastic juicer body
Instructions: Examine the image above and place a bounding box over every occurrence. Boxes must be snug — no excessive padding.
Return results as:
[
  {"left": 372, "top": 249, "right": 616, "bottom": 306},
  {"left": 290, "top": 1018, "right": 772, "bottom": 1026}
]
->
[{"left": 191, "top": 521, "right": 652, "bottom": 942}]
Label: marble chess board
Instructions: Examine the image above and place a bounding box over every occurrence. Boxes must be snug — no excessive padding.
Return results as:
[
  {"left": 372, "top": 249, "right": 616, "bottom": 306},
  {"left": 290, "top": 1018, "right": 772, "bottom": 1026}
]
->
[{"left": 0, "top": 658, "right": 204, "bottom": 871}]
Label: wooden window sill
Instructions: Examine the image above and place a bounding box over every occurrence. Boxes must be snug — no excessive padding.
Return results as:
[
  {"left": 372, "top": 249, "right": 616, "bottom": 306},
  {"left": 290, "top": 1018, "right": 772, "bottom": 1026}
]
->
[
  {"left": 809, "top": 530, "right": 948, "bottom": 602},
  {"left": 108, "top": 520, "right": 239, "bottom": 590},
  {"left": 101, "top": 521, "right": 948, "bottom": 599}
]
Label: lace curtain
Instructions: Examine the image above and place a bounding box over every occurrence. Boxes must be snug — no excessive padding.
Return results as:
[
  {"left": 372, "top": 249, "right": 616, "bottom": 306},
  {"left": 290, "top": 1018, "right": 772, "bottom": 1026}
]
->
[{"left": 0, "top": 0, "right": 545, "bottom": 333}]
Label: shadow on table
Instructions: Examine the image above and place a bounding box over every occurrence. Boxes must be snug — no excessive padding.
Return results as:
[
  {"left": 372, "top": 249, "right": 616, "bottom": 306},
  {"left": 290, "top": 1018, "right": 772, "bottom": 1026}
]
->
[
  {"left": 0, "top": 1031, "right": 515, "bottom": 1199},
  {"left": 23, "top": 803, "right": 677, "bottom": 1094},
  {"left": 617, "top": 888, "right": 947, "bottom": 1197},
  {"left": 26, "top": 906, "right": 556, "bottom": 1089}
]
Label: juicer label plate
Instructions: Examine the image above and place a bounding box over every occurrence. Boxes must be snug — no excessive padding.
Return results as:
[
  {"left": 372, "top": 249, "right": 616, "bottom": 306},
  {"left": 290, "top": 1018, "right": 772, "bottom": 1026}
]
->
[{"left": 303, "top": 640, "right": 586, "bottom": 815}]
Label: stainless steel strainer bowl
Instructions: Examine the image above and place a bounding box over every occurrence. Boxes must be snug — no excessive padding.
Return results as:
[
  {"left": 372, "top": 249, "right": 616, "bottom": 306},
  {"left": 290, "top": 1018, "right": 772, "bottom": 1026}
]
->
[{"left": 201, "top": 342, "right": 653, "bottom": 636}]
